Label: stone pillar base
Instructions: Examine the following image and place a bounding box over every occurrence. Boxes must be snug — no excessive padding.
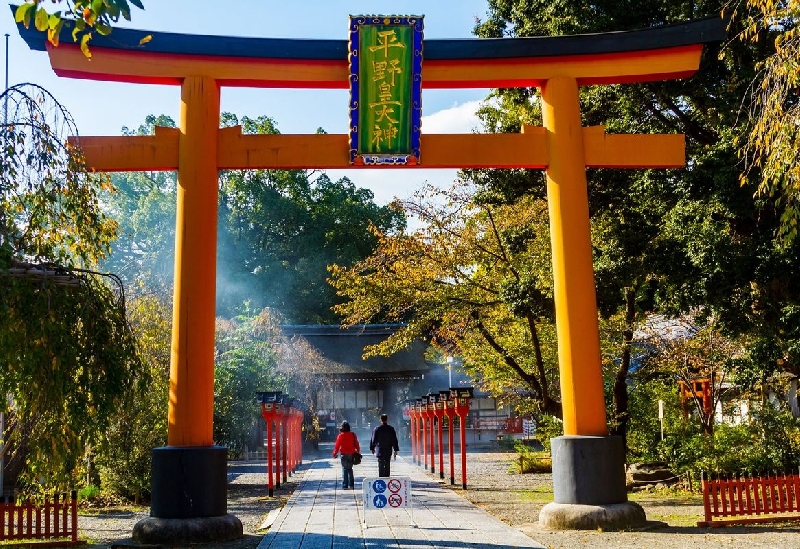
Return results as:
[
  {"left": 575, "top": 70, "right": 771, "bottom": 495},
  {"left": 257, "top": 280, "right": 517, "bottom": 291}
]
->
[
  {"left": 132, "top": 514, "right": 243, "bottom": 545},
  {"left": 132, "top": 446, "right": 242, "bottom": 545},
  {"left": 541, "top": 435, "right": 645, "bottom": 530},
  {"left": 539, "top": 501, "right": 646, "bottom": 530},
  {"left": 150, "top": 446, "right": 228, "bottom": 518}
]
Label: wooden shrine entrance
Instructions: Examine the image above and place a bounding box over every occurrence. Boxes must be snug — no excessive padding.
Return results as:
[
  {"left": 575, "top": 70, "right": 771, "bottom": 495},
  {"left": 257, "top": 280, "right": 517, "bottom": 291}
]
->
[{"left": 15, "top": 13, "right": 726, "bottom": 536}]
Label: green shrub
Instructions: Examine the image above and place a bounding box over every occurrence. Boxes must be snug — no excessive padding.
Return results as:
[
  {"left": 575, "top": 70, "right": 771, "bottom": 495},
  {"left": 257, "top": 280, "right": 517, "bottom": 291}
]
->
[
  {"left": 78, "top": 485, "right": 101, "bottom": 501},
  {"left": 511, "top": 441, "right": 552, "bottom": 474}
]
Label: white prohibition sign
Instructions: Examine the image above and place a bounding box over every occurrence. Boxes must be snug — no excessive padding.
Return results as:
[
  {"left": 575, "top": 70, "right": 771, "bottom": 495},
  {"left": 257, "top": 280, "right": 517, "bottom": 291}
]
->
[{"left": 363, "top": 476, "right": 415, "bottom": 528}]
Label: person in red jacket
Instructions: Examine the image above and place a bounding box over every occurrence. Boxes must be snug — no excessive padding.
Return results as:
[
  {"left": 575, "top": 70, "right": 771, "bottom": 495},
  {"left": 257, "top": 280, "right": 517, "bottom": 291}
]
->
[{"left": 332, "top": 421, "right": 360, "bottom": 489}]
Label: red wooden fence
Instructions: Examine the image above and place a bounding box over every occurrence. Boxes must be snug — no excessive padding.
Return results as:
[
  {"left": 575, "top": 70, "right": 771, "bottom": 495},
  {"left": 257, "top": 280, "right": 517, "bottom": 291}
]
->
[
  {"left": 699, "top": 471, "right": 800, "bottom": 527},
  {"left": 0, "top": 491, "right": 86, "bottom": 546}
]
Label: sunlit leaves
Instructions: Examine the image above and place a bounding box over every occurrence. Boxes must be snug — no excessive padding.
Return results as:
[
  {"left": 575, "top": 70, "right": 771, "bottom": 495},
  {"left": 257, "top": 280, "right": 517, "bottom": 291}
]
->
[
  {"left": 1, "top": 84, "right": 118, "bottom": 266},
  {"left": 1, "top": 83, "right": 140, "bottom": 492},
  {"left": 15, "top": 0, "right": 146, "bottom": 57},
  {"left": 737, "top": 0, "right": 800, "bottom": 246},
  {"left": 329, "top": 182, "right": 562, "bottom": 415}
]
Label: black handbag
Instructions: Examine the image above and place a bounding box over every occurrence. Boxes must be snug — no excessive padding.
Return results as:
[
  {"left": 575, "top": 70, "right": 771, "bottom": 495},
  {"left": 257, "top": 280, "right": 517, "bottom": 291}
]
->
[{"left": 352, "top": 452, "right": 363, "bottom": 465}]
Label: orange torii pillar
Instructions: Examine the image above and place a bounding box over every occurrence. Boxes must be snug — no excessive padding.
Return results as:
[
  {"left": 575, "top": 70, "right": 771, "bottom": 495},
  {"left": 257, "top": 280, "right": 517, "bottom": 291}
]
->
[
  {"left": 147, "top": 76, "right": 241, "bottom": 538},
  {"left": 14, "top": 13, "right": 726, "bottom": 535}
]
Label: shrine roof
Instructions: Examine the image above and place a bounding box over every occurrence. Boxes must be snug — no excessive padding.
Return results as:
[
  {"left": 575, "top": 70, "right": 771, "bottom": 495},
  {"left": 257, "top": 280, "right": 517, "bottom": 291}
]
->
[{"left": 280, "top": 324, "right": 431, "bottom": 380}]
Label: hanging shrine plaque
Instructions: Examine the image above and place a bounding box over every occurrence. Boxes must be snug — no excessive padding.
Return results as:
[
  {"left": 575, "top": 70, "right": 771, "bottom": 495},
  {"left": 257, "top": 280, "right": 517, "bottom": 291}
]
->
[{"left": 349, "top": 15, "right": 423, "bottom": 165}]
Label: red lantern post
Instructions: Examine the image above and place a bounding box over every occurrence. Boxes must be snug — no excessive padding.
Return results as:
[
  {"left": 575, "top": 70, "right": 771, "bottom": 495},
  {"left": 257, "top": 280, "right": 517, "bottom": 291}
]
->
[
  {"left": 408, "top": 403, "right": 417, "bottom": 465},
  {"left": 443, "top": 392, "right": 457, "bottom": 485},
  {"left": 258, "top": 391, "right": 281, "bottom": 497},
  {"left": 415, "top": 399, "right": 423, "bottom": 465},
  {"left": 292, "top": 407, "right": 303, "bottom": 472},
  {"left": 274, "top": 399, "right": 283, "bottom": 489},
  {"left": 420, "top": 396, "right": 429, "bottom": 471},
  {"left": 435, "top": 392, "right": 446, "bottom": 480},
  {"left": 452, "top": 387, "right": 473, "bottom": 489},
  {"left": 427, "top": 394, "right": 437, "bottom": 474},
  {"left": 281, "top": 399, "right": 291, "bottom": 483}
]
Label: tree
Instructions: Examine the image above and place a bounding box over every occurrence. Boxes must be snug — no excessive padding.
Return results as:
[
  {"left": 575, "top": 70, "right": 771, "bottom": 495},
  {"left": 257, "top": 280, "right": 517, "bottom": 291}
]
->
[
  {"left": 330, "top": 182, "right": 563, "bottom": 417},
  {"left": 217, "top": 113, "right": 406, "bottom": 322},
  {"left": 14, "top": 0, "right": 146, "bottom": 58},
  {"left": 100, "top": 115, "right": 178, "bottom": 294},
  {"left": 469, "top": 0, "right": 800, "bottom": 445},
  {"left": 0, "top": 84, "right": 142, "bottom": 490},
  {"left": 94, "top": 293, "right": 168, "bottom": 502},
  {"left": 214, "top": 308, "right": 287, "bottom": 457},
  {"left": 736, "top": 0, "right": 800, "bottom": 244}
]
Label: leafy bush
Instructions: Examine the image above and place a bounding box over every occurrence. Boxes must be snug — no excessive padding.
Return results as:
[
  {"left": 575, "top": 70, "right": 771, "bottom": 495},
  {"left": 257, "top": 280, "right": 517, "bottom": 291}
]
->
[
  {"left": 626, "top": 372, "right": 800, "bottom": 486},
  {"left": 511, "top": 441, "right": 552, "bottom": 474},
  {"left": 78, "top": 485, "right": 101, "bottom": 501},
  {"left": 534, "top": 415, "right": 563, "bottom": 452}
]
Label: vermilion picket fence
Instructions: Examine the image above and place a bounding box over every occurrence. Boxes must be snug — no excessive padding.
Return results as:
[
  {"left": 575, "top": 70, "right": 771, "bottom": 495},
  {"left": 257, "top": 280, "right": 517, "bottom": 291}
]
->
[
  {"left": 699, "top": 471, "right": 800, "bottom": 527},
  {"left": 0, "top": 491, "right": 86, "bottom": 546}
]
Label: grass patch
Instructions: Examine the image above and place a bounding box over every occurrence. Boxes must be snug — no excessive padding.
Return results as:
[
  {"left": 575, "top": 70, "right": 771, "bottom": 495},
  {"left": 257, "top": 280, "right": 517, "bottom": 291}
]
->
[
  {"left": 515, "top": 486, "right": 555, "bottom": 503},
  {"left": 629, "top": 486, "right": 703, "bottom": 506}
]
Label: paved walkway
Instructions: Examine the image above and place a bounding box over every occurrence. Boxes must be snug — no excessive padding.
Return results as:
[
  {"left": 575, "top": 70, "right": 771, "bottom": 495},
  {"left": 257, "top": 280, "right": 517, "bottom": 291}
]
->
[{"left": 257, "top": 453, "right": 545, "bottom": 549}]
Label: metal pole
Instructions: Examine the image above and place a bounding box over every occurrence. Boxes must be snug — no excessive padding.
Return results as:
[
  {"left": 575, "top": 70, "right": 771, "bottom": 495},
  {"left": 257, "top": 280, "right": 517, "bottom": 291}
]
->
[{"left": 1, "top": 32, "right": 9, "bottom": 499}]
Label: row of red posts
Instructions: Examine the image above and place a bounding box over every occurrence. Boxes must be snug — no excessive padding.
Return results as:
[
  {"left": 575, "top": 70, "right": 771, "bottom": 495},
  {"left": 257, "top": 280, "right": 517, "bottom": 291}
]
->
[
  {"left": 407, "top": 387, "right": 473, "bottom": 489},
  {"left": 257, "top": 392, "right": 304, "bottom": 497}
]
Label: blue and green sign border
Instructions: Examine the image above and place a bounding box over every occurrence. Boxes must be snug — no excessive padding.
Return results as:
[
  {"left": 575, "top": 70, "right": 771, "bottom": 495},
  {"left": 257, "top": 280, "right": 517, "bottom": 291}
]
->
[{"left": 348, "top": 15, "right": 423, "bottom": 166}]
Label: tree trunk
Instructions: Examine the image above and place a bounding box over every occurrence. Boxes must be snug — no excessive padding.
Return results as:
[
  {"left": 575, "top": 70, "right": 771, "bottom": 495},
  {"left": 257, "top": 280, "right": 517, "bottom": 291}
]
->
[{"left": 611, "top": 287, "right": 636, "bottom": 451}]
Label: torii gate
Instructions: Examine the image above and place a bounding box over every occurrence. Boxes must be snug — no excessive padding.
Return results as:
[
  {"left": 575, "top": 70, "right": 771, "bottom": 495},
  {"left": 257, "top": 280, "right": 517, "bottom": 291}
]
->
[{"left": 15, "top": 12, "right": 725, "bottom": 539}]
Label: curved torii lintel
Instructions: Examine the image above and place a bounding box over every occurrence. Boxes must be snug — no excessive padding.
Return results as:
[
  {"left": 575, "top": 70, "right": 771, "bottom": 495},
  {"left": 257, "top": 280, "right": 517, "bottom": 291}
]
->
[{"left": 13, "top": 12, "right": 726, "bottom": 88}]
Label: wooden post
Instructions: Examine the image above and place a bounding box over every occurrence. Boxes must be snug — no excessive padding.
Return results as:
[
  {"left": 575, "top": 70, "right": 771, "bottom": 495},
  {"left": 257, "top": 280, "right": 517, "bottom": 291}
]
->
[
  {"left": 541, "top": 76, "right": 608, "bottom": 437},
  {"left": 168, "top": 75, "right": 221, "bottom": 447}
]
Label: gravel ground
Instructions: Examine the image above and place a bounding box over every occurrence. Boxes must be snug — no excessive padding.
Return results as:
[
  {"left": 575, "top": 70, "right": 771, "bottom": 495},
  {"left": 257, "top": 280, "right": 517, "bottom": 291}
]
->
[
  {"left": 78, "top": 461, "right": 301, "bottom": 549},
  {"left": 77, "top": 449, "right": 800, "bottom": 548},
  {"left": 423, "top": 450, "right": 800, "bottom": 549}
]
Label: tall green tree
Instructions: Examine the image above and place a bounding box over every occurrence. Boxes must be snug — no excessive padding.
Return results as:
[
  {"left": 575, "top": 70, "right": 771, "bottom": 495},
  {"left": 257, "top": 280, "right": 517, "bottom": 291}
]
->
[
  {"left": 217, "top": 113, "right": 406, "bottom": 322},
  {"left": 737, "top": 0, "right": 800, "bottom": 244},
  {"left": 94, "top": 293, "right": 168, "bottom": 502},
  {"left": 101, "top": 115, "right": 178, "bottom": 294},
  {"left": 0, "top": 84, "right": 142, "bottom": 490},
  {"left": 330, "top": 183, "right": 563, "bottom": 417},
  {"left": 214, "top": 308, "right": 287, "bottom": 457},
  {"left": 469, "top": 0, "right": 800, "bottom": 442}
]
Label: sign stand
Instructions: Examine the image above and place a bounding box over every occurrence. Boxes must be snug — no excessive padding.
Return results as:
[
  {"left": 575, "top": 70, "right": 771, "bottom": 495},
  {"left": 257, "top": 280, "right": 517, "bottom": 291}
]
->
[{"left": 362, "top": 477, "right": 414, "bottom": 529}]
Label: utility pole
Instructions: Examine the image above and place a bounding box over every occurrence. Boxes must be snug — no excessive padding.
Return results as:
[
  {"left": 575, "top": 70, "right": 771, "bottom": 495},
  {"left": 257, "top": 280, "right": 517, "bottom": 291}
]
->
[{"left": 1, "top": 32, "right": 9, "bottom": 498}]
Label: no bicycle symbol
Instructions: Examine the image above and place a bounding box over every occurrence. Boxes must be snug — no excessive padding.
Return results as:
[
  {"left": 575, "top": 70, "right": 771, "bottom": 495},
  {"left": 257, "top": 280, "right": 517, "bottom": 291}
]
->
[{"left": 388, "top": 478, "right": 402, "bottom": 493}]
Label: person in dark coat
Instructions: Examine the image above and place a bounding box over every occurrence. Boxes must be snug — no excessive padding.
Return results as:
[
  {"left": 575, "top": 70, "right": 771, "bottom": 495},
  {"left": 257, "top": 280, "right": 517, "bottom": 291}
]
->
[{"left": 369, "top": 413, "right": 399, "bottom": 477}]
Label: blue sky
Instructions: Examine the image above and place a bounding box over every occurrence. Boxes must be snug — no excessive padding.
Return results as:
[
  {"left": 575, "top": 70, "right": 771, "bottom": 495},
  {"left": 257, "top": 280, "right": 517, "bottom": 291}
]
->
[{"left": 3, "top": 1, "right": 495, "bottom": 204}]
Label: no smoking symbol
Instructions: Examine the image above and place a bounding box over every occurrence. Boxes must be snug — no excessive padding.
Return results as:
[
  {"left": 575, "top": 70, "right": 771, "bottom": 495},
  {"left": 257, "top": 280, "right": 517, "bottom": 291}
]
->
[
  {"left": 388, "top": 493, "right": 403, "bottom": 507},
  {"left": 388, "top": 479, "right": 402, "bottom": 492}
]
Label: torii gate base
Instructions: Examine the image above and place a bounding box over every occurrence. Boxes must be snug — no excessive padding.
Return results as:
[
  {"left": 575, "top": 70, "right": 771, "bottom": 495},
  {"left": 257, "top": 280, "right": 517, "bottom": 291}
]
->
[
  {"left": 133, "top": 447, "right": 242, "bottom": 545},
  {"left": 540, "top": 436, "right": 644, "bottom": 529}
]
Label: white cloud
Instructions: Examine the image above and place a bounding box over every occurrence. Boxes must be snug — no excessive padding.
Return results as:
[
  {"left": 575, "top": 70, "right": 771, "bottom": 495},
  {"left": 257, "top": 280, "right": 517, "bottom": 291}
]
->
[{"left": 422, "top": 100, "right": 484, "bottom": 134}]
